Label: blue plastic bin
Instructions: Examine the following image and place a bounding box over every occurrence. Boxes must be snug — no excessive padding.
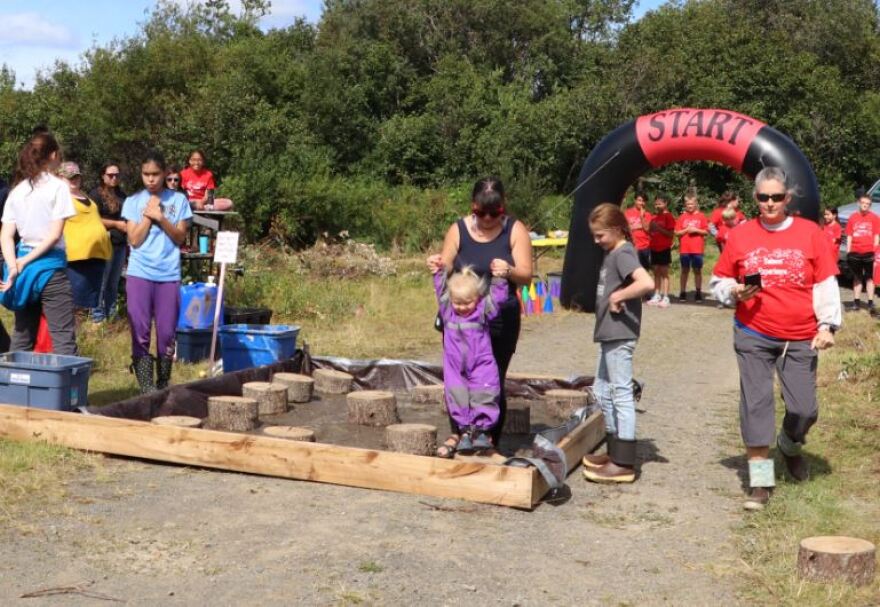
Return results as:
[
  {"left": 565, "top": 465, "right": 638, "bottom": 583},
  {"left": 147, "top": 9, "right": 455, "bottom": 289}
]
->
[
  {"left": 176, "top": 328, "right": 221, "bottom": 363},
  {"left": 0, "top": 352, "right": 94, "bottom": 411},
  {"left": 219, "top": 324, "right": 299, "bottom": 372}
]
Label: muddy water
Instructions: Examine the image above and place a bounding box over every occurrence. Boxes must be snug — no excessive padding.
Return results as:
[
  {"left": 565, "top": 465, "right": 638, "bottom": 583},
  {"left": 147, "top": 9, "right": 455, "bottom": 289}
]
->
[{"left": 250, "top": 393, "right": 562, "bottom": 455}]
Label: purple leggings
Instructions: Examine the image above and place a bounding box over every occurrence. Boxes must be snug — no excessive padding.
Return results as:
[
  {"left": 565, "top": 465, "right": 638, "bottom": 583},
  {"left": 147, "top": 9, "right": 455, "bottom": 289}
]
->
[{"left": 126, "top": 276, "right": 180, "bottom": 359}]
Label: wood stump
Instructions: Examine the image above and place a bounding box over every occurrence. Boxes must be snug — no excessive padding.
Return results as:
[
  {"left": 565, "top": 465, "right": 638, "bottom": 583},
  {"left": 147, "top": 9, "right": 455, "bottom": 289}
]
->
[
  {"left": 503, "top": 404, "right": 531, "bottom": 434},
  {"left": 385, "top": 423, "right": 437, "bottom": 455},
  {"left": 797, "top": 536, "right": 876, "bottom": 586},
  {"left": 206, "top": 396, "right": 259, "bottom": 432},
  {"left": 411, "top": 384, "right": 445, "bottom": 404},
  {"left": 242, "top": 381, "right": 288, "bottom": 416},
  {"left": 151, "top": 415, "right": 202, "bottom": 428},
  {"left": 544, "top": 389, "right": 589, "bottom": 420},
  {"left": 347, "top": 390, "right": 399, "bottom": 426},
  {"left": 262, "top": 425, "right": 316, "bottom": 442},
  {"left": 313, "top": 369, "right": 354, "bottom": 394},
  {"left": 272, "top": 372, "right": 314, "bottom": 403}
]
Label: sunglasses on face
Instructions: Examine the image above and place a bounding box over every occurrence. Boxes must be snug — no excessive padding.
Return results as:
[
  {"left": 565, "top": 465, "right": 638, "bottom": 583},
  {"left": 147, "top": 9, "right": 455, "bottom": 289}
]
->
[
  {"left": 756, "top": 193, "right": 786, "bottom": 203},
  {"left": 473, "top": 206, "right": 503, "bottom": 219},
  {"left": 166, "top": 177, "right": 180, "bottom": 183},
  {"left": 105, "top": 173, "right": 120, "bottom": 179}
]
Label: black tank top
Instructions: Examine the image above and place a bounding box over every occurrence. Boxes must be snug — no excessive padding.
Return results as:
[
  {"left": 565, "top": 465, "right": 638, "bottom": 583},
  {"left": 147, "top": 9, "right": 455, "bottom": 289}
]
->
[{"left": 454, "top": 216, "right": 517, "bottom": 304}]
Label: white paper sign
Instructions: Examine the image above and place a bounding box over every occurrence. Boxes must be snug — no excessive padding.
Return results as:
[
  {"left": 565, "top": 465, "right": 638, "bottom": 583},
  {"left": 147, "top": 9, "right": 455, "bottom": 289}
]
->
[{"left": 213, "top": 231, "right": 239, "bottom": 264}]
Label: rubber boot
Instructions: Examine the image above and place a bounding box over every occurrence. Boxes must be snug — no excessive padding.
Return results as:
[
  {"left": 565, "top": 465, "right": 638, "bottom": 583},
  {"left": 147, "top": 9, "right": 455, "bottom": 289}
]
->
[
  {"left": 156, "top": 357, "right": 173, "bottom": 391},
  {"left": 584, "top": 437, "right": 636, "bottom": 483},
  {"left": 777, "top": 431, "right": 810, "bottom": 481},
  {"left": 131, "top": 356, "right": 156, "bottom": 394},
  {"left": 582, "top": 434, "right": 613, "bottom": 469}
]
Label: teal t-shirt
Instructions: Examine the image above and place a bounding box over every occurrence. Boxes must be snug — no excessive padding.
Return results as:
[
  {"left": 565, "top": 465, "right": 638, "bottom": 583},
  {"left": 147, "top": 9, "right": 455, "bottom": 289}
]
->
[{"left": 122, "top": 189, "right": 192, "bottom": 282}]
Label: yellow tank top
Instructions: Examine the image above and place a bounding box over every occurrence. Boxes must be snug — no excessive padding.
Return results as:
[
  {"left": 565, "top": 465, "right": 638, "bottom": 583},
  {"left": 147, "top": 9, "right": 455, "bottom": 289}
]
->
[{"left": 63, "top": 195, "right": 112, "bottom": 262}]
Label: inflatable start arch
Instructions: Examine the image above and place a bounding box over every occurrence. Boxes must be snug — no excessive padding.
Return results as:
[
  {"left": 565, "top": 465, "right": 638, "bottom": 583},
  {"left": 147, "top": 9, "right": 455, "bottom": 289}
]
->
[{"left": 560, "top": 108, "right": 820, "bottom": 312}]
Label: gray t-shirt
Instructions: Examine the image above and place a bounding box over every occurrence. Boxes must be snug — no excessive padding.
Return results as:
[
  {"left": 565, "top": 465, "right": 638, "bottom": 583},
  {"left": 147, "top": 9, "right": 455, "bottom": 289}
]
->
[{"left": 594, "top": 241, "right": 642, "bottom": 342}]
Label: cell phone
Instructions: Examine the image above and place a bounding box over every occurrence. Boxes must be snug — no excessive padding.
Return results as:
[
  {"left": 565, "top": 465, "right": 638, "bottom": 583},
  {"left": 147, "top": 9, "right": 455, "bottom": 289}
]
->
[{"left": 744, "top": 272, "right": 762, "bottom": 288}]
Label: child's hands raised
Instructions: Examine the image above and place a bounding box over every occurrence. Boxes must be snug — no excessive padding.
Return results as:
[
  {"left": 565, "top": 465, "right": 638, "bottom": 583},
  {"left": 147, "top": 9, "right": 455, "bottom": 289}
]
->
[
  {"left": 426, "top": 254, "right": 443, "bottom": 274},
  {"left": 143, "top": 195, "right": 163, "bottom": 222}
]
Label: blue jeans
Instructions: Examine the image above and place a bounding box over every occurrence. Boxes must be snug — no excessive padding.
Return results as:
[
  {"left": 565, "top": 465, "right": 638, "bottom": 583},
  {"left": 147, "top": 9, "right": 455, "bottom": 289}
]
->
[
  {"left": 593, "top": 339, "right": 637, "bottom": 440},
  {"left": 92, "top": 244, "right": 126, "bottom": 321}
]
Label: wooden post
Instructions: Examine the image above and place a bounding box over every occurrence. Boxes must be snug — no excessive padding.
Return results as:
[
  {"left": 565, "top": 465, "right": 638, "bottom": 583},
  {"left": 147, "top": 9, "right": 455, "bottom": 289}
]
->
[
  {"left": 347, "top": 390, "right": 399, "bottom": 426},
  {"left": 411, "top": 385, "right": 444, "bottom": 404},
  {"left": 797, "top": 536, "right": 876, "bottom": 586},
  {"left": 242, "top": 381, "right": 288, "bottom": 416},
  {"left": 262, "top": 426, "right": 315, "bottom": 442},
  {"left": 206, "top": 395, "right": 258, "bottom": 431},
  {"left": 503, "top": 405, "right": 531, "bottom": 434},
  {"left": 151, "top": 416, "right": 202, "bottom": 428},
  {"left": 544, "top": 389, "right": 590, "bottom": 420},
  {"left": 385, "top": 423, "right": 437, "bottom": 456},
  {"left": 313, "top": 369, "right": 354, "bottom": 394},
  {"left": 272, "top": 372, "right": 314, "bottom": 403}
]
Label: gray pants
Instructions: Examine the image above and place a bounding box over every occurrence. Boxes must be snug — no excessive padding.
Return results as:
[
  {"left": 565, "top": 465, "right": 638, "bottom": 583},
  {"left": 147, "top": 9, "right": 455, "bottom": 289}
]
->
[
  {"left": 733, "top": 325, "right": 817, "bottom": 447},
  {"left": 11, "top": 270, "right": 77, "bottom": 356}
]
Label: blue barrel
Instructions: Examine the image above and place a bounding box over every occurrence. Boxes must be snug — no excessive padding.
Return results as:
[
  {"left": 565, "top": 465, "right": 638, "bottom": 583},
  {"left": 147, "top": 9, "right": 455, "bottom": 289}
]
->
[
  {"left": 178, "top": 282, "right": 222, "bottom": 330},
  {"left": 219, "top": 324, "right": 299, "bottom": 372}
]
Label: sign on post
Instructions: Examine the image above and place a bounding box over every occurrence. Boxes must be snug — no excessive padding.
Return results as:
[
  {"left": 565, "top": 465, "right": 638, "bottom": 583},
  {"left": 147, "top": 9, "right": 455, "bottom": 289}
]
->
[{"left": 213, "top": 231, "right": 239, "bottom": 264}]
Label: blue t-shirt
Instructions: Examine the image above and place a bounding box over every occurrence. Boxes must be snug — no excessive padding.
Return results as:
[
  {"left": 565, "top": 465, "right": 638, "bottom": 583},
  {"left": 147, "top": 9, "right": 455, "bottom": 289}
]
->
[{"left": 122, "top": 189, "right": 192, "bottom": 282}]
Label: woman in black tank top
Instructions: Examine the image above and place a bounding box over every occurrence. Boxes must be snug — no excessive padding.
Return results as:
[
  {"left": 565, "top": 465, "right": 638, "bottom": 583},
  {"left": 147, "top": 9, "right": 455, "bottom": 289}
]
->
[{"left": 427, "top": 177, "right": 533, "bottom": 453}]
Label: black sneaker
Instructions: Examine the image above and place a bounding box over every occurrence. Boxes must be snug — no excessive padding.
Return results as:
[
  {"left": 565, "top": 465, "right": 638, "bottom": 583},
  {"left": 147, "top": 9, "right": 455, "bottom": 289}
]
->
[
  {"left": 869, "top": 301, "right": 876, "bottom": 315},
  {"left": 854, "top": 299, "right": 863, "bottom": 311},
  {"left": 781, "top": 452, "right": 810, "bottom": 482},
  {"left": 695, "top": 291, "right": 703, "bottom": 302},
  {"left": 678, "top": 291, "right": 687, "bottom": 302}
]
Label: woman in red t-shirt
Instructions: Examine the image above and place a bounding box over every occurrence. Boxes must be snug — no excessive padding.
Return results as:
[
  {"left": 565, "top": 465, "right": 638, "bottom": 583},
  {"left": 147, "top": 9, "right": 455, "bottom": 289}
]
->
[
  {"left": 709, "top": 167, "right": 840, "bottom": 512},
  {"left": 179, "top": 149, "right": 216, "bottom": 211}
]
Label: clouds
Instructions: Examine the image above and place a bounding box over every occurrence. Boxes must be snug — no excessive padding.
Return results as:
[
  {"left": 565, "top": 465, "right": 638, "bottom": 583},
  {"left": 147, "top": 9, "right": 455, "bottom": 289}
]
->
[
  {"left": 0, "top": 12, "right": 78, "bottom": 48},
  {"left": 166, "top": 0, "right": 322, "bottom": 23}
]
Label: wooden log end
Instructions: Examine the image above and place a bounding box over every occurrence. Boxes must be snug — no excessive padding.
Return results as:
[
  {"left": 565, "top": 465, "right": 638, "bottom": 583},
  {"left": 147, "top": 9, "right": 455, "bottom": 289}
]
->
[
  {"left": 410, "top": 384, "right": 445, "bottom": 404},
  {"left": 313, "top": 369, "right": 354, "bottom": 394},
  {"left": 272, "top": 372, "right": 315, "bottom": 403},
  {"left": 544, "top": 389, "right": 590, "bottom": 420},
  {"left": 502, "top": 405, "right": 531, "bottom": 434},
  {"left": 262, "top": 425, "right": 316, "bottom": 442},
  {"left": 385, "top": 423, "right": 437, "bottom": 456},
  {"left": 797, "top": 536, "right": 876, "bottom": 586},
  {"left": 242, "top": 381, "right": 289, "bottom": 416},
  {"left": 347, "top": 390, "right": 399, "bottom": 426},
  {"left": 206, "top": 395, "right": 259, "bottom": 432},
  {"left": 150, "top": 415, "right": 203, "bottom": 428}
]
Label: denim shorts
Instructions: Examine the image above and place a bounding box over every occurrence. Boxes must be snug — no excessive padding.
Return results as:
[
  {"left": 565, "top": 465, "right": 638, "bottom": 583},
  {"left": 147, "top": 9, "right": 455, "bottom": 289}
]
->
[{"left": 679, "top": 253, "right": 704, "bottom": 269}]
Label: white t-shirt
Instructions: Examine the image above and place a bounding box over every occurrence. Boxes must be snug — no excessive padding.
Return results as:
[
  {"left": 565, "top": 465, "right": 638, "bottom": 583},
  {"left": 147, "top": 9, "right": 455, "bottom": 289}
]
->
[{"left": 2, "top": 173, "right": 76, "bottom": 250}]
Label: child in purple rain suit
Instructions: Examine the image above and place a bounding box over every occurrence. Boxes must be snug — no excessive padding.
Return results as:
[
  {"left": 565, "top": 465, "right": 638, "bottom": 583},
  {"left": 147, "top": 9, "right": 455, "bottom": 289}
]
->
[{"left": 430, "top": 264, "right": 509, "bottom": 456}]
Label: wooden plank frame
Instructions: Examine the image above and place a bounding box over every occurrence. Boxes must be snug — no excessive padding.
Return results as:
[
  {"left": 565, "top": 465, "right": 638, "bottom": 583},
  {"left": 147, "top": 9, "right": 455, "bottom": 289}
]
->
[{"left": 0, "top": 403, "right": 604, "bottom": 509}]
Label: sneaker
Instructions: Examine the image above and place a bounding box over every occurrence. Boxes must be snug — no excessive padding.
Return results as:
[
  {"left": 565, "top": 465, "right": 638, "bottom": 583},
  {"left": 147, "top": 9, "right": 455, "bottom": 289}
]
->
[
  {"left": 695, "top": 291, "right": 703, "bottom": 302},
  {"left": 456, "top": 432, "right": 474, "bottom": 455},
  {"left": 471, "top": 432, "right": 494, "bottom": 452},
  {"left": 869, "top": 301, "right": 876, "bottom": 315},
  {"left": 582, "top": 461, "right": 636, "bottom": 483},
  {"left": 781, "top": 452, "right": 810, "bottom": 482},
  {"left": 658, "top": 295, "right": 670, "bottom": 308},
  {"left": 581, "top": 453, "right": 610, "bottom": 469},
  {"left": 646, "top": 293, "right": 662, "bottom": 306},
  {"left": 743, "top": 487, "right": 772, "bottom": 511},
  {"left": 678, "top": 291, "right": 687, "bottom": 302},
  {"left": 854, "top": 299, "right": 863, "bottom": 311}
]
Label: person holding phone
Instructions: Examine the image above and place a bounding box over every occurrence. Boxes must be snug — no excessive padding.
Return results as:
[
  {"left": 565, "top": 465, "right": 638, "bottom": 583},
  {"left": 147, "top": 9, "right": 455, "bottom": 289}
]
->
[{"left": 709, "top": 167, "right": 840, "bottom": 511}]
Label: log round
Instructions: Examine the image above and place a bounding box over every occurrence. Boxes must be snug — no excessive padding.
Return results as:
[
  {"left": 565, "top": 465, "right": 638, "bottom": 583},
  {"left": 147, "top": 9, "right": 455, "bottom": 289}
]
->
[
  {"left": 503, "top": 405, "right": 531, "bottom": 434},
  {"left": 272, "top": 372, "right": 314, "bottom": 403},
  {"left": 544, "top": 389, "right": 590, "bottom": 420},
  {"left": 411, "top": 384, "right": 445, "bottom": 404},
  {"left": 206, "top": 396, "right": 259, "bottom": 432},
  {"left": 262, "top": 425, "right": 316, "bottom": 442},
  {"left": 385, "top": 423, "right": 437, "bottom": 455},
  {"left": 313, "top": 369, "right": 354, "bottom": 394},
  {"left": 150, "top": 415, "right": 203, "bottom": 428},
  {"left": 347, "top": 390, "right": 400, "bottom": 426},
  {"left": 242, "top": 381, "right": 289, "bottom": 416},
  {"left": 796, "top": 536, "right": 876, "bottom": 586}
]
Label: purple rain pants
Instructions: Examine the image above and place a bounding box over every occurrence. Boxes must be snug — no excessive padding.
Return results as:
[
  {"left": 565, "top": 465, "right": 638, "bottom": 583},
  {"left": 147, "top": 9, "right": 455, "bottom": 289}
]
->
[{"left": 126, "top": 275, "right": 180, "bottom": 359}]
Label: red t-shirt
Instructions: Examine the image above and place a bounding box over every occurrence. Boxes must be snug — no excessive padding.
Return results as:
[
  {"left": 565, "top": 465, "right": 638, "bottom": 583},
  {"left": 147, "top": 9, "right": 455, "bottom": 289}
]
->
[
  {"left": 624, "top": 208, "right": 652, "bottom": 251},
  {"left": 649, "top": 211, "right": 676, "bottom": 251},
  {"left": 823, "top": 221, "right": 842, "bottom": 267},
  {"left": 180, "top": 167, "right": 216, "bottom": 202},
  {"left": 845, "top": 211, "right": 880, "bottom": 254},
  {"left": 874, "top": 245, "right": 880, "bottom": 284},
  {"left": 714, "top": 218, "right": 837, "bottom": 340},
  {"left": 675, "top": 211, "right": 708, "bottom": 254},
  {"left": 716, "top": 223, "right": 735, "bottom": 248},
  {"left": 710, "top": 207, "right": 746, "bottom": 232}
]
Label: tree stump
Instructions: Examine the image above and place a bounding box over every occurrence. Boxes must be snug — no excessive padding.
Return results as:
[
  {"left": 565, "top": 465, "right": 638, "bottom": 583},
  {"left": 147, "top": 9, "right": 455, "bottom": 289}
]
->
[
  {"left": 262, "top": 425, "right": 316, "bottom": 442},
  {"left": 151, "top": 415, "right": 202, "bottom": 428},
  {"left": 206, "top": 396, "right": 259, "bottom": 432},
  {"left": 272, "top": 372, "right": 314, "bottom": 403},
  {"left": 314, "top": 369, "right": 354, "bottom": 394},
  {"left": 797, "top": 536, "right": 876, "bottom": 586},
  {"left": 346, "top": 390, "right": 399, "bottom": 426},
  {"left": 242, "top": 381, "right": 288, "bottom": 416},
  {"left": 385, "top": 423, "right": 437, "bottom": 455},
  {"left": 544, "top": 389, "right": 590, "bottom": 420},
  {"left": 503, "top": 404, "right": 531, "bottom": 434},
  {"left": 411, "top": 384, "right": 445, "bottom": 404}
]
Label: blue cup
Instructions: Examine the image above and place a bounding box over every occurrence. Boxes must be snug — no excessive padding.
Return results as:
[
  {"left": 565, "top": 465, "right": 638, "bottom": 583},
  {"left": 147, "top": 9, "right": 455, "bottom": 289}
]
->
[{"left": 198, "top": 234, "right": 210, "bottom": 254}]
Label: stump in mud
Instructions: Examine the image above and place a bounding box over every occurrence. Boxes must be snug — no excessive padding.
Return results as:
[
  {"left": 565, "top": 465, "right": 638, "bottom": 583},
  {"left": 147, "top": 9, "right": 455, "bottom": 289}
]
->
[
  {"left": 347, "top": 390, "right": 399, "bottom": 426},
  {"left": 151, "top": 415, "right": 202, "bottom": 428},
  {"left": 314, "top": 369, "right": 353, "bottom": 394},
  {"left": 503, "top": 404, "right": 531, "bottom": 434},
  {"left": 272, "top": 372, "right": 314, "bottom": 403},
  {"left": 262, "top": 425, "right": 316, "bottom": 442},
  {"left": 385, "top": 423, "right": 437, "bottom": 455},
  {"left": 206, "top": 396, "right": 259, "bottom": 432},
  {"left": 411, "top": 384, "right": 445, "bottom": 404},
  {"left": 242, "top": 381, "right": 288, "bottom": 416},
  {"left": 544, "top": 389, "right": 589, "bottom": 420},
  {"left": 796, "top": 536, "right": 876, "bottom": 586}
]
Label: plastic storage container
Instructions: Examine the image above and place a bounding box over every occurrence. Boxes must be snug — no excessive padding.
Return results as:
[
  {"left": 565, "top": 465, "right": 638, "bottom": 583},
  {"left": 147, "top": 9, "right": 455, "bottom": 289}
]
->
[
  {"left": 176, "top": 328, "right": 220, "bottom": 363},
  {"left": 178, "top": 281, "right": 222, "bottom": 330},
  {"left": 0, "top": 352, "right": 93, "bottom": 411},
  {"left": 223, "top": 307, "right": 273, "bottom": 325},
  {"left": 219, "top": 324, "right": 299, "bottom": 372}
]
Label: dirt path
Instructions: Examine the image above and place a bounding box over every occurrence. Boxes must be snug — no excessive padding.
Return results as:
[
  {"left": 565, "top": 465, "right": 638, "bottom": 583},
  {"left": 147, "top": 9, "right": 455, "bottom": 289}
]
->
[{"left": 0, "top": 302, "right": 747, "bottom": 606}]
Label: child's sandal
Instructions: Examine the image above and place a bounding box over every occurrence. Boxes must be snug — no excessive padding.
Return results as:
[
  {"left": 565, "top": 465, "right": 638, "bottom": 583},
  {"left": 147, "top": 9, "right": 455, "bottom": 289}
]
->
[{"left": 436, "top": 435, "right": 460, "bottom": 459}]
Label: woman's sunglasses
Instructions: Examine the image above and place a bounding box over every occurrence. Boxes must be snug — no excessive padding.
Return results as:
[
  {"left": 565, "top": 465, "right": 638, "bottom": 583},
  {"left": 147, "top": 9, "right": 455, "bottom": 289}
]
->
[
  {"left": 755, "top": 193, "right": 786, "bottom": 203},
  {"left": 472, "top": 206, "right": 504, "bottom": 219}
]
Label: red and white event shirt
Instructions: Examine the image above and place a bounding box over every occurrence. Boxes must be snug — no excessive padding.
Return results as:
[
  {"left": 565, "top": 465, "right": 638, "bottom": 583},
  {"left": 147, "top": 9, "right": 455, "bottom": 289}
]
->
[
  {"left": 624, "top": 207, "right": 653, "bottom": 251},
  {"left": 823, "top": 221, "right": 842, "bottom": 267},
  {"left": 845, "top": 211, "right": 880, "bottom": 254},
  {"left": 714, "top": 218, "right": 837, "bottom": 340},
  {"left": 649, "top": 210, "right": 676, "bottom": 251},
  {"left": 180, "top": 167, "right": 216, "bottom": 203},
  {"left": 675, "top": 211, "right": 708, "bottom": 254}
]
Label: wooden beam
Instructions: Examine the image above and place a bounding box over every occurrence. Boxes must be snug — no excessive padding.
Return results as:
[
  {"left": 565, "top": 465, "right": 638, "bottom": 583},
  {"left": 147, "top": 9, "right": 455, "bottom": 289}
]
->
[
  {"left": 531, "top": 410, "right": 606, "bottom": 503},
  {"left": 0, "top": 404, "right": 537, "bottom": 509}
]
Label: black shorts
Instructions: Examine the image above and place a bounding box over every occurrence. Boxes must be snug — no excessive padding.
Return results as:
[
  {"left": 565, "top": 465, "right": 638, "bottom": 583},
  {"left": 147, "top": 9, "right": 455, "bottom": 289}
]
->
[
  {"left": 637, "top": 248, "right": 651, "bottom": 269},
  {"left": 847, "top": 252, "right": 875, "bottom": 284},
  {"left": 651, "top": 248, "right": 672, "bottom": 266}
]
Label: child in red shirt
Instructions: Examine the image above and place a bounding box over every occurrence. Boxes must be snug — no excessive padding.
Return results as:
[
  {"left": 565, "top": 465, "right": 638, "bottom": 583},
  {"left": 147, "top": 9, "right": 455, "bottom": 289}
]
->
[
  {"left": 715, "top": 208, "right": 738, "bottom": 250},
  {"left": 180, "top": 149, "right": 216, "bottom": 211},
  {"left": 624, "top": 192, "right": 652, "bottom": 269},
  {"left": 647, "top": 195, "right": 676, "bottom": 307},
  {"left": 845, "top": 194, "right": 880, "bottom": 311},
  {"left": 822, "top": 207, "right": 842, "bottom": 275},
  {"left": 675, "top": 194, "right": 709, "bottom": 301}
]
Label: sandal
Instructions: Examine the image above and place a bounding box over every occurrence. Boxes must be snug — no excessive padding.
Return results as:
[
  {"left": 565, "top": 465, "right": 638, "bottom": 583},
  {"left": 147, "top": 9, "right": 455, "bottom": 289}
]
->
[{"left": 436, "top": 435, "right": 460, "bottom": 459}]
